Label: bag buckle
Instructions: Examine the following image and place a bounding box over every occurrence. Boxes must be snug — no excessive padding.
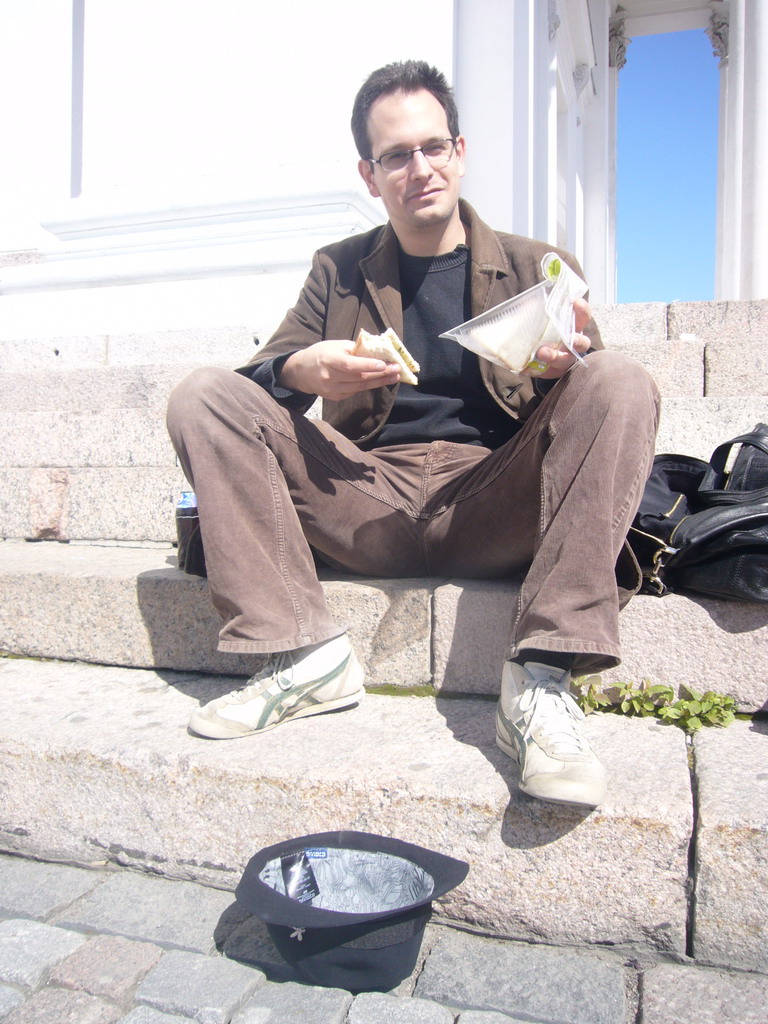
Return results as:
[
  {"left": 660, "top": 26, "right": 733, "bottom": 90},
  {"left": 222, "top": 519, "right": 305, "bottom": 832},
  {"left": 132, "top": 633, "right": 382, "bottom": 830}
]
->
[{"left": 649, "top": 544, "right": 677, "bottom": 596}]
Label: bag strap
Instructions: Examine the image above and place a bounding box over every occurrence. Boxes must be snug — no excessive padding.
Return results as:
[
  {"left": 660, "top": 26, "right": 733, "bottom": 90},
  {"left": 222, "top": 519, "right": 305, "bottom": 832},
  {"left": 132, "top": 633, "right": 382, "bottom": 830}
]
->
[{"left": 699, "top": 423, "right": 768, "bottom": 503}]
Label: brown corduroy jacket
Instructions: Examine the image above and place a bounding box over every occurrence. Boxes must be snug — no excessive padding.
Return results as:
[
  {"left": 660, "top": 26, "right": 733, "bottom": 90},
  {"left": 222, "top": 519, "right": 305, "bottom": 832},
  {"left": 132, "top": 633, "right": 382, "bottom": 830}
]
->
[{"left": 239, "top": 200, "right": 601, "bottom": 446}]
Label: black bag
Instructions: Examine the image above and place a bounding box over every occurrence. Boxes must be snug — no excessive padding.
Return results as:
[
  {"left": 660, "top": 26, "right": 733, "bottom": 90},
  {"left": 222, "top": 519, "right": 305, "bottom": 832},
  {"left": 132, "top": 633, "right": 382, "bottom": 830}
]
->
[{"left": 628, "top": 423, "right": 768, "bottom": 602}]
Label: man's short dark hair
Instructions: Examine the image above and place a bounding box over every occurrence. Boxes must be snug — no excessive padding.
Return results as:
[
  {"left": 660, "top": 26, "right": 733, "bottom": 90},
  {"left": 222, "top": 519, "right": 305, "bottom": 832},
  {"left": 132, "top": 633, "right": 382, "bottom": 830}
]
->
[{"left": 351, "top": 60, "right": 460, "bottom": 159}]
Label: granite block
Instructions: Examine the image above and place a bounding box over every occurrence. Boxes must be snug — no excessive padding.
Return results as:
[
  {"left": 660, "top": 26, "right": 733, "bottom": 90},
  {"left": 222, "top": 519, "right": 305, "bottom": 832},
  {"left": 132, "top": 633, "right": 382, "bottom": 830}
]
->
[
  {"left": 0, "top": 410, "right": 177, "bottom": 469},
  {"left": 456, "top": 1013, "right": 537, "bottom": 1024},
  {"left": 0, "top": 920, "right": 86, "bottom": 989},
  {"left": 608, "top": 337, "right": 704, "bottom": 397},
  {"left": 0, "top": 468, "right": 186, "bottom": 542},
  {"left": 432, "top": 579, "right": 768, "bottom": 713},
  {"left": 232, "top": 980, "right": 352, "bottom": 1024},
  {"left": 0, "top": 543, "right": 433, "bottom": 687},
  {"left": 0, "top": 336, "right": 108, "bottom": 370},
  {"left": 0, "top": 658, "right": 692, "bottom": 954},
  {"left": 49, "top": 934, "right": 164, "bottom": 1001},
  {"left": 591, "top": 302, "right": 668, "bottom": 345},
  {"left": 0, "top": 470, "right": 72, "bottom": 541},
  {"left": 655, "top": 396, "right": 768, "bottom": 461},
  {"left": 691, "top": 719, "right": 768, "bottom": 971},
  {"left": 117, "top": 1009, "right": 193, "bottom": 1024},
  {"left": 0, "top": 854, "right": 106, "bottom": 919},
  {"left": 705, "top": 340, "right": 768, "bottom": 397},
  {"left": 135, "top": 949, "right": 264, "bottom": 1024},
  {"left": 348, "top": 992, "right": 454, "bottom": 1024},
  {"left": 1, "top": 987, "right": 122, "bottom": 1024},
  {"left": 106, "top": 327, "right": 255, "bottom": 368},
  {"left": 66, "top": 468, "right": 187, "bottom": 541},
  {"left": 668, "top": 299, "right": 768, "bottom": 342},
  {"left": 641, "top": 962, "right": 768, "bottom": 1024},
  {"left": 600, "top": 591, "right": 768, "bottom": 713},
  {"left": 414, "top": 929, "right": 626, "bottom": 1024},
  {"left": 431, "top": 578, "right": 518, "bottom": 695},
  {"left": 50, "top": 872, "right": 240, "bottom": 954},
  {"left": 0, "top": 366, "right": 194, "bottom": 414},
  {"left": 0, "top": 986, "right": 24, "bottom": 1019}
]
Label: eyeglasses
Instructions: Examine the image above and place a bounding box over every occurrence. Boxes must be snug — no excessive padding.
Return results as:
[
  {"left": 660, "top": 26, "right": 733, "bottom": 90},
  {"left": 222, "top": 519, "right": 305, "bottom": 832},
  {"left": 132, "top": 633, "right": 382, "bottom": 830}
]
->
[{"left": 369, "top": 138, "right": 458, "bottom": 173}]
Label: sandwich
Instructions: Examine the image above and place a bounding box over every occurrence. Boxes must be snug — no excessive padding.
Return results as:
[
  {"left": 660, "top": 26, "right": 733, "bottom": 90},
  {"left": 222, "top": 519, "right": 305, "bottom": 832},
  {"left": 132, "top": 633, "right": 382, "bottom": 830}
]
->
[{"left": 353, "top": 328, "right": 420, "bottom": 386}]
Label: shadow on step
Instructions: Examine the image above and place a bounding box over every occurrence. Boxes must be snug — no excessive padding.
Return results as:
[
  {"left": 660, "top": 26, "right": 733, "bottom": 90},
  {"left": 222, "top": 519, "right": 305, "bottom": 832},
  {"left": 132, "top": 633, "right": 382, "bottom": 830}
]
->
[
  {"left": 135, "top": 566, "right": 266, "bottom": 678},
  {"left": 682, "top": 592, "right": 768, "bottom": 634},
  {"left": 433, "top": 695, "right": 593, "bottom": 851}
]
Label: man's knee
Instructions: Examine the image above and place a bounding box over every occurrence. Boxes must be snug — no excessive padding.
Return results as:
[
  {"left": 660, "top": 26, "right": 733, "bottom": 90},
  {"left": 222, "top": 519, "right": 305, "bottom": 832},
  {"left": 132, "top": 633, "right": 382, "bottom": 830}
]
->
[
  {"left": 168, "top": 366, "right": 233, "bottom": 415},
  {"left": 167, "top": 366, "right": 252, "bottom": 436},
  {"left": 582, "top": 349, "right": 660, "bottom": 412}
]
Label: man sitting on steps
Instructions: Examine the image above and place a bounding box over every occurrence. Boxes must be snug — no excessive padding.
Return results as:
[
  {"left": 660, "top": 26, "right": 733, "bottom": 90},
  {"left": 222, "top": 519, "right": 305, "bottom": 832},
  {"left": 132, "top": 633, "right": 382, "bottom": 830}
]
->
[{"left": 166, "top": 59, "right": 660, "bottom": 810}]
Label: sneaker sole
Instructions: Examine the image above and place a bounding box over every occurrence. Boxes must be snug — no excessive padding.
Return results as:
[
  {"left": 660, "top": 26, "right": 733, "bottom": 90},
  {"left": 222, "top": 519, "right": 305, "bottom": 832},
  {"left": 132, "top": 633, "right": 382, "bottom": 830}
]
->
[
  {"left": 496, "top": 730, "right": 606, "bottom": 809},
  {"left": 188, "top": 658, "right": 365, "bottom": 740},
  {"left": 518, "top": 774, "right": 606, "bottom": 809}
]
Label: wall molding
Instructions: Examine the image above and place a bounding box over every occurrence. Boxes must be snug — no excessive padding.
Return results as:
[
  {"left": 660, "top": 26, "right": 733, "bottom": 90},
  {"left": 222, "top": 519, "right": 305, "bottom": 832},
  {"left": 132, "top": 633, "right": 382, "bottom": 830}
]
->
[{"left": 0, "top": 191, "right": 383, "bottom": 295}]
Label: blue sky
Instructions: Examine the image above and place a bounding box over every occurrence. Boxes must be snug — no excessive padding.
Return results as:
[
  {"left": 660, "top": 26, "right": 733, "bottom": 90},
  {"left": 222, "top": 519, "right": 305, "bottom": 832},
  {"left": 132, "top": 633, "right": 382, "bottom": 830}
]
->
[{"left": 616, "top": 29, "right": 720, "bottom": 303}]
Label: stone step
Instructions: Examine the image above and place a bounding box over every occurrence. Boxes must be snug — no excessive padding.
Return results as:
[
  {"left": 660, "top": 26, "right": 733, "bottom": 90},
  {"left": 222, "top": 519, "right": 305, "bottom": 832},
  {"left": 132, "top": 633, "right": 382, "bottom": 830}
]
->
[
  {"left": 592, "top": 298, "right": 768, "bottom": 345},
  {"left": 1, "top": 359, "right": 767, "bottom": 541},
  {"left": 0, "top": 655, "right": 765, "bottom": 975},
  {"left": 1, "top": 300, "right": 766, "bottom": 371},
  {"left": 1, "top": 542, "right": 766, "bottom": 712},
  {"left": 0, "top": 326, "right": 259, "bottom": 371}
]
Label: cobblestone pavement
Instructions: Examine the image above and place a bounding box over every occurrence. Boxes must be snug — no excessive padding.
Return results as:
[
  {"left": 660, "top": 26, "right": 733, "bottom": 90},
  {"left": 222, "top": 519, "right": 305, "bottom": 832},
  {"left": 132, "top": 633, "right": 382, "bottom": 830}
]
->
[{"left": 1, "top": 853, "right": 767, "bottom": 1024}]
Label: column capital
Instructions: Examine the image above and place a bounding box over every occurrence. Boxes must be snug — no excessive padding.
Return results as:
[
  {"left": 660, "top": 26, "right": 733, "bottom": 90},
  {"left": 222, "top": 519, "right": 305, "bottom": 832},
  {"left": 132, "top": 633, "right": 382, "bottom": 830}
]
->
[
  {"left": 609, "top": 8, "right": 630, "bottom": 70},
  {"left": 548, "top": 0, "right": 561, "bottom": 42},
  {"left": 707, "top": 0, "right": 730, "bottom": 66},
  {"left": 573, "top": 64, "right": 591, "bottom": 96}
]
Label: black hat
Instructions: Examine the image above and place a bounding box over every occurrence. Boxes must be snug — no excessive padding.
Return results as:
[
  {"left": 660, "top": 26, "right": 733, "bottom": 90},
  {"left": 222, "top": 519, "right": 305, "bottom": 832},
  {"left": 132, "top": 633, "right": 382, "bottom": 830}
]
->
[{"left": 235, "top": 830, "right": 469, "bottom": 993}]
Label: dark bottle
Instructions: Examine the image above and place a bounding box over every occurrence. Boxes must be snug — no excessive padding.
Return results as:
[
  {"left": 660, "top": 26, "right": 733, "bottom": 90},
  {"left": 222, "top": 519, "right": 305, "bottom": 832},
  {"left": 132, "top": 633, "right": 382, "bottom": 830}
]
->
[{"left": 175, "top": 491, "right": 207, "bottom": 577}]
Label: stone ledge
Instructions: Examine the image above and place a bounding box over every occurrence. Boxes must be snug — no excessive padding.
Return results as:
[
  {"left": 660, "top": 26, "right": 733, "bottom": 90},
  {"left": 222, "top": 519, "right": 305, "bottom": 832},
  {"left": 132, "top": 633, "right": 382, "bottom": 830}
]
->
[
  {"left": 4, "top": 398, "right": 768, "bottom": 542},
  {"left": 433, "top": 579, "right": 768, "bottom": 713},
  {"left": 0, "top": 543, "right": 433, "bottom": 690},
  {"left": 692, "top": 720, "right": 768, "bottom": 972},
  {"left": 667, "top": 300, "right": 768, "bottom": 342},
  {"left": 0, "top": 657, "right": 692, "bottom": 958},
  {"left": 1, "top": 542, "right": 767, "bottom": 711}
]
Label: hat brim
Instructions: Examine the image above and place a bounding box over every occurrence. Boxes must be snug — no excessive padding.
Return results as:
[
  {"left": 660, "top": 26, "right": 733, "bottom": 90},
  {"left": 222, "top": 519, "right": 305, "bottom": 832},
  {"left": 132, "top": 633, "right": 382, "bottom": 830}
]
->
[{"left": 235, "top": 830, "right": 468, "bottom": 929}]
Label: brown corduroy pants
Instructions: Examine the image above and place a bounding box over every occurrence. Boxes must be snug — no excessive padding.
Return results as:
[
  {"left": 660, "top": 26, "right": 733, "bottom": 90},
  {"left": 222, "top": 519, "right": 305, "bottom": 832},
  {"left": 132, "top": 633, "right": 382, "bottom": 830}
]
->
[{"left": 167, "top": 350, "right": 659, "bottom": 675}]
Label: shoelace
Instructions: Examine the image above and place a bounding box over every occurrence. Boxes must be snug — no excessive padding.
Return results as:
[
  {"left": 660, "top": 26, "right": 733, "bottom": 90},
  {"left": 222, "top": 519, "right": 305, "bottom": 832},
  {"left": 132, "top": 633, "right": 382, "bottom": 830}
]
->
[
  {"left": 518, "top": 677, "right": 588, "bottom": 757},
  {"left": 224, "top": 650, "right": 295, "bottom": 704}
]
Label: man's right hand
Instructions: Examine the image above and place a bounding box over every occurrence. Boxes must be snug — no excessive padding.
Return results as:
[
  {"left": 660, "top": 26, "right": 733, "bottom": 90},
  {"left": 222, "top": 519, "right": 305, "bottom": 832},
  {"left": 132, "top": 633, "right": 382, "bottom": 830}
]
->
[{"left": 278, "top": 340, "right": 401, "bottom": 401}]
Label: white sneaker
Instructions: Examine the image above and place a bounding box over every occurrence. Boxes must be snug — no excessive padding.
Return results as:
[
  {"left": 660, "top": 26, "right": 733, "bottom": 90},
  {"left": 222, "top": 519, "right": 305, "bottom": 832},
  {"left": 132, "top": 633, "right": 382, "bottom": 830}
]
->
[
  {"left": 495, "top": 661, "right": 607, "bottom": 808},
  {"left": 188, "top": 634, "right": 364, "bottom": 739}
]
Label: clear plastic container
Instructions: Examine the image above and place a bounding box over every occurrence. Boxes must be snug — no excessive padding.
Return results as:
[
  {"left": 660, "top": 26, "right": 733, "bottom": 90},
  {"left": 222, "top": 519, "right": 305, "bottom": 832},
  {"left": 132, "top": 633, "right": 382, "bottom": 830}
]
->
[{"left": 439, "top": 252, "right": 588, "bottom": 375}]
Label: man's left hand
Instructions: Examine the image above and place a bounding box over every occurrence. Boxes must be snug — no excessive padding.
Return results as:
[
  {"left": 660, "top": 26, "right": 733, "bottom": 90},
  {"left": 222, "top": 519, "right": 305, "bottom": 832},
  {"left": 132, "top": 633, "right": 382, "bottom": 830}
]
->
[{"left": 530, "top": 297, "right": 592, "bottom": 379}]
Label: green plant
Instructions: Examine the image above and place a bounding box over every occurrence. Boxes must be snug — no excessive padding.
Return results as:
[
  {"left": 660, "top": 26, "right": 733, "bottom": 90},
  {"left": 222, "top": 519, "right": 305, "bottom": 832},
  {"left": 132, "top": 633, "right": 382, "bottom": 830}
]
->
[
  {"left": 572, "top": 677, "right": 737, "bottom": 733},
  {"left": 573, "top": 675, "right": 614, "bottom": 714},
  {"left": 655, "top": 685, "right": 737, "bottom": 732}
]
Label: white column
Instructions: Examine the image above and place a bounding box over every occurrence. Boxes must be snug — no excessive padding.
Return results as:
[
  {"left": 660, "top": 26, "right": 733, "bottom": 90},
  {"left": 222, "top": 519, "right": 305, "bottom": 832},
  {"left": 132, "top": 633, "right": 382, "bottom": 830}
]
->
[
  {"left": 712, "top": 0, "right": 768, "bottom": 299},
  {"left": 741, "top": 0, "right": 768, "bottom": 297},
  {"left": 581, "top": 0, "right": 617, "bottom": 303},
  {"left": 454, "top": 0, "right": 556, "bottom": 240},
  {"left": 713, "top": 0, "right": 743, "bottom": 298}
]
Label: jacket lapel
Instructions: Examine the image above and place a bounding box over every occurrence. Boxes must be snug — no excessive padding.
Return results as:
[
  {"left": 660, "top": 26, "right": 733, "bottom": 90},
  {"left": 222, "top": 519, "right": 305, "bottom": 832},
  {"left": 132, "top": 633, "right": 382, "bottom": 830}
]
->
[{"left": 359, "top": 225, "right": 405, "bottom": 338}]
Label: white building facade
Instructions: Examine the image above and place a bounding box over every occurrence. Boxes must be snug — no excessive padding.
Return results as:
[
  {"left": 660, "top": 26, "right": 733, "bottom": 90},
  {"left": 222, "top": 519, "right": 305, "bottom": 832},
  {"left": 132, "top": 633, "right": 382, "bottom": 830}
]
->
[{"left": 0, "top": 0, "right": 764, "bottom": 340}]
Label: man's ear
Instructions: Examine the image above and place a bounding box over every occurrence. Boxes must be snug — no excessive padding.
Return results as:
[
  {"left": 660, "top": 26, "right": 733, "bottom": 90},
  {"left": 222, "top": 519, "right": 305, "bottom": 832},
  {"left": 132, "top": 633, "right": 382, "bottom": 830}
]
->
[
  {"left": 358, "top": 158, "right": 380, "bottom": 199},
  {"left": 455, "top": 135, "right": 467, "bottom": 179}
]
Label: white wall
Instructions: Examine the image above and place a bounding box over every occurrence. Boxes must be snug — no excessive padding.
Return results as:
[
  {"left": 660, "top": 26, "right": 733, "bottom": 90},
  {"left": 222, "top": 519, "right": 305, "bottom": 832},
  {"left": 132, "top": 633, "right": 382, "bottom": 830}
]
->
[{"left": 0, "top": 0, "right": 644, "bottom": 338}]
